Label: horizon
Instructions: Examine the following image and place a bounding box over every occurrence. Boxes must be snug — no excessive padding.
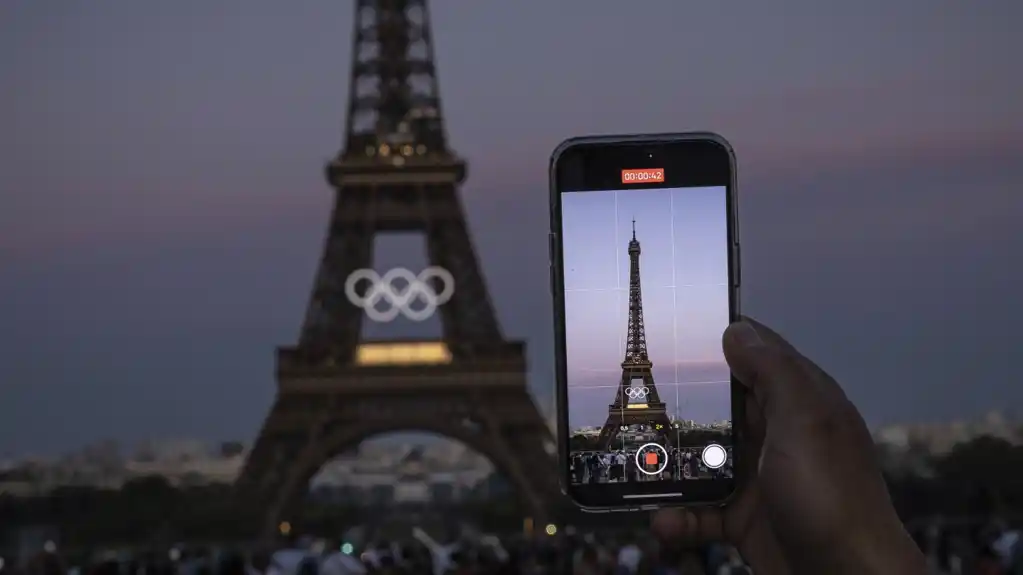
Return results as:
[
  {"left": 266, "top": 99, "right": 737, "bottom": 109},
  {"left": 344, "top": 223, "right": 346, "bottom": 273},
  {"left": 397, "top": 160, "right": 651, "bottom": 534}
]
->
[{"left": 6, "top": 407, "right": 1019, "bottom": 463}]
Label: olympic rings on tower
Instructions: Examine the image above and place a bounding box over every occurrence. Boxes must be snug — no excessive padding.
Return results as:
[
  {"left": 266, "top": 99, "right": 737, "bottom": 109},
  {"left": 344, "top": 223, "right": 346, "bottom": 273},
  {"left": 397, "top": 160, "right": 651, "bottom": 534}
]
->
[
  {"left": 625, "top": 386, "right": 650, "bottom": 399},
  {"left": 344, "top": 267, "right": 455, "bottom": 322}
]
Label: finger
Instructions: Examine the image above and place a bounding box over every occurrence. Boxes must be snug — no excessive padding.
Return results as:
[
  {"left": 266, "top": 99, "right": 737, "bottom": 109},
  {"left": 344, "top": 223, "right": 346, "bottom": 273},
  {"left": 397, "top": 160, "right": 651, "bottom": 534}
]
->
[
  {"left": 722, "top": 319, "right": 805, "bottom": 419},
  {"left": 722, "top": 318, "right": 836, "bottom": 421},
  {"left": 651, "top": 508, "right": 697, "bottom": 545},
  {"left": 741, "top": 317, "right": 855, "bottom": 414},
  {"left": 692, "top": 507, "right": 726, "bottom": 543},
  {"left": 737, "top": 316, "right": 801, "bottom": 356},
  {"left": 651, "top": 507, "right": 725, "bottom": 546},
  {"left": 742, "top": 316, "right": 846, "bottom": 392}
]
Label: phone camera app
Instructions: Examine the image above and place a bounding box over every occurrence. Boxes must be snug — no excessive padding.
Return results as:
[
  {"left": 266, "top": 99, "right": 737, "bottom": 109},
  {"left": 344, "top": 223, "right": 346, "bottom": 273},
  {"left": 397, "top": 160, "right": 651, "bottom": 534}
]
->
[{"left": 563, "top": 186, "right": 734, "bottom": 485}]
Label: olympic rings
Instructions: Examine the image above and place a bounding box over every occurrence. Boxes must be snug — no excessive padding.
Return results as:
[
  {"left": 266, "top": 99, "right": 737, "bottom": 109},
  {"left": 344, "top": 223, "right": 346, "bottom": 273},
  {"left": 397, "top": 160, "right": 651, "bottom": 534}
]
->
[
  {"left": 344, "top": 266, "right": 455, "bottom": 322},
  {"left": 625, "top": 386, "right": 649, "bottom": 399}
]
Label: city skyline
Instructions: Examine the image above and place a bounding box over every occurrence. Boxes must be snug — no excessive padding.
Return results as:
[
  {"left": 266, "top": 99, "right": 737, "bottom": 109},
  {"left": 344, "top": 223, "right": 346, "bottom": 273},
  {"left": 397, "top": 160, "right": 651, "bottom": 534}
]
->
[
  {"left": 563, "top": 187, "right": 731, "bottom": 428},
  {"left": 2, "top": 2, "right": 1021, "bottom": 456}
]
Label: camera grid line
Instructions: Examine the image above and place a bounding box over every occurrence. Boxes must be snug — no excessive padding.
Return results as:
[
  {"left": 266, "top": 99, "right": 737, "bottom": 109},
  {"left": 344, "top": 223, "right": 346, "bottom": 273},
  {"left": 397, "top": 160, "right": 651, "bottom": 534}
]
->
[
  {"left": 564, "top": 284, "right": 728, "bottom": 293},
  {"left": 669, "top": 189, "right": 682, "bottom": 448}
]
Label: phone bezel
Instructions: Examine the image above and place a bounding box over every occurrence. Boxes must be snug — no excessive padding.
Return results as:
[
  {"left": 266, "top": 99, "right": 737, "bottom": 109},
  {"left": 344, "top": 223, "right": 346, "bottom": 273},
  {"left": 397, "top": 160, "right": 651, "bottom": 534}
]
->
[{"left": 548, "top": 132, "right": 744, "bottom": 512}]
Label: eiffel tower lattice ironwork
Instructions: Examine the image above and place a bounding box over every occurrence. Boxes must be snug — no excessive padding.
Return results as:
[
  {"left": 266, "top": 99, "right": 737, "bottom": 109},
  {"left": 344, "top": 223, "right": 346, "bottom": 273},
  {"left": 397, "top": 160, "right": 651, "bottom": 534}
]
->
[
  {"left": 234, "top": 0, "right": 559, "bottom": 538},
  {"left": 596, "top": 221, "right": 672, "bottom": 450}
]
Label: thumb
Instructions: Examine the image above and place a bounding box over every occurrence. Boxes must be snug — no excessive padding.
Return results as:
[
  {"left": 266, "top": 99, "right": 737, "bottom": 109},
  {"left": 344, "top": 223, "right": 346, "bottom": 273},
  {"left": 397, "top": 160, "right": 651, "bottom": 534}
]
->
[{"left": 722, "top": 317, "right": 829, "bottom": 422}]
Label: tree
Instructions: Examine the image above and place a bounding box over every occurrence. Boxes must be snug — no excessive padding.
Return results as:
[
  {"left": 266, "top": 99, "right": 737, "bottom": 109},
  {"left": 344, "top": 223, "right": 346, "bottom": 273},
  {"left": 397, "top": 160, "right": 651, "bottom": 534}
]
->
[
  {"left": 569, "top": 434, "right": 599, "bottom": 451},
  {"left": 931, "top": 436, "right": 1023, "bottom": 514},
  {"left": 219, "top": 441, "right": 245, "bottom": 458}
]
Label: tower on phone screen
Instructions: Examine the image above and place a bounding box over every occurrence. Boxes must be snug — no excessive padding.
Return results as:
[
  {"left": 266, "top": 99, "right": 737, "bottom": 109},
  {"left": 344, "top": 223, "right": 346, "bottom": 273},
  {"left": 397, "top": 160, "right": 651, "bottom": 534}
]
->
[{"left": 562, "top": 186, "right": 734, "bottom": 485}]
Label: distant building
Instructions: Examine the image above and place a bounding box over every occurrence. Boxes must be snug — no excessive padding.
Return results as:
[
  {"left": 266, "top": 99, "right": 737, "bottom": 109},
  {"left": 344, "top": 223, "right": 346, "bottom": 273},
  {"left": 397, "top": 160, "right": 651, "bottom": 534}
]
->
[
  {"left": 2, "top": 437, "right": 496, "bottom": 502},
  {"left": 572, "top": 426, "right": 601, "bottom": 437},
  {"left": 874, "top": 410, "right": 1020, "bottom": 457},
  {"left": 873, "top": 411, "right": 1020, "bottom": 477},
  {"left": 125, "top": 453, "right": 245, "bottom": 486},
  {"left": 0, "top": 467, "right": 40, "bottom": 497},
  {"left": 310, "top": 442, "right": 492, "bottom": 506}
]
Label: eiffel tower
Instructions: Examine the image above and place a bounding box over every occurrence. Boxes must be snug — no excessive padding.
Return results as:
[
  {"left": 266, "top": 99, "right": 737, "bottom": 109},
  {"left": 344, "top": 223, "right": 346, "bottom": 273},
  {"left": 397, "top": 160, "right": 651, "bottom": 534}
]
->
[
  {"left": 234, "top": 0, "right": 560, "bottom": 538},
  {"left": 596, "top": 221, "right": 672, "bottom": 450}
]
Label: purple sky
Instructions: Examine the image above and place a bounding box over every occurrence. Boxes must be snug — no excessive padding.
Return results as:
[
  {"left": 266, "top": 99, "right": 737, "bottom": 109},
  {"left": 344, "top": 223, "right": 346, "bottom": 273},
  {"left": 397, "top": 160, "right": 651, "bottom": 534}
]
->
[
  {"left": 563, "top": 188, "right": 731, "bottom": 427},
  {"left": 1, "top": 1, "right": 1022, "bottom": 457}
]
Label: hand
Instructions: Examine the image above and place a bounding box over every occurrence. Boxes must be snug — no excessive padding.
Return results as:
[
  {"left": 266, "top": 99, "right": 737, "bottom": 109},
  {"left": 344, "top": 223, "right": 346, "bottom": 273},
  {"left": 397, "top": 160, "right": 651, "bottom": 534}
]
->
[{"left": 652, "top": 317, "right": 927, "bottom": 574}]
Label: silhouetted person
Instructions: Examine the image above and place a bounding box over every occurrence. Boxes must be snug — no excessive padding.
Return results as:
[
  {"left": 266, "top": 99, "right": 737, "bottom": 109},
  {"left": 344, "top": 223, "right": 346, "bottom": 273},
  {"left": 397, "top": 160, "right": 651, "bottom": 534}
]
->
[
  {"left": 249, "top": 550, "right": 272, "bottom": 575},
  {"left": 653, "top": 318, "right": 928, "bottom": 574},
  {"left": 677, "top": 551, "right": 709, "bottom": 575},
  {"left": 715, "top": 547, "right": 750, "bottom": 575},
  {"left": 88, "top": 560, "right": 120, "bottom": 575},
  {"left": 26, "top": 552, "right": 63, "bottom": 575},
  {"left": 217, "top": 553, "right": 246, "bottom": 575},
  {"left": 295, "top": 558, "right": 318, "bottom": 575},
  {"left": 574, "top": 545, "right": 601, "bottom": 575},
  {"left": 975, "top": 545, "right": 1004, "bottom": 575}
]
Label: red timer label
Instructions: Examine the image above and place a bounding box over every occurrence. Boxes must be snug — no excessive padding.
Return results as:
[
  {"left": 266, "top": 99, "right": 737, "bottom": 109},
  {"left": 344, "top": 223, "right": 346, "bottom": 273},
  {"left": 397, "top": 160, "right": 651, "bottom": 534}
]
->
[{"left": 621, "top": 168, "right": 665, "bottom": 184}]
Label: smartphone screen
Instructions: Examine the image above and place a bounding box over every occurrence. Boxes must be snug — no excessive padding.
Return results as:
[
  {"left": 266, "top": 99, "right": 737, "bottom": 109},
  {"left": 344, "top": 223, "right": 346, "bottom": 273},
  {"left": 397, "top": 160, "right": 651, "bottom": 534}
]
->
[{"left": 550, "top": 135, "right": 740, "bottom": 509}]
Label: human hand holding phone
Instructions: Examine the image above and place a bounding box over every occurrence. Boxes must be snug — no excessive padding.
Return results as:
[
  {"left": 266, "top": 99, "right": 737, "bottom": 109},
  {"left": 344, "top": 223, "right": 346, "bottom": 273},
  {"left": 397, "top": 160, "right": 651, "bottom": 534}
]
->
[{"left": 653, "top": 317, "right": 928, "bottom": 575}]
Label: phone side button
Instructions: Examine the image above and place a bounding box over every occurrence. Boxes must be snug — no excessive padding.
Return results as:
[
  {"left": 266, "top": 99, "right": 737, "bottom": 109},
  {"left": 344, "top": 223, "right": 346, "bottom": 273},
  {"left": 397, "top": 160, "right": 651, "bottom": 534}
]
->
[
  {"left": 549, "top": 265, "right": 556, "bottom": 297},
  {"left": 733, "top": 243, "right": 741, "bottom": 288},
  {"left": 548, "top": 233, "right": 557, "bottom": 266}
]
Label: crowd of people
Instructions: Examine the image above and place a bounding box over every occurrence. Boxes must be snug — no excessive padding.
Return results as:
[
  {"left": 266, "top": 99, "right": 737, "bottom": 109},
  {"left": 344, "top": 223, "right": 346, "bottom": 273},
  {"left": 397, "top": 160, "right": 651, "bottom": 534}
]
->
[
  {"left": 909, "top": 519, "right": 1023, "bottom": 575},
  {"left": 570, "top": 447, "right": 734, "bottom": 484},
  {"left": 0, "top": 528, "right": 753, "bottom": 575},
  {"left": 4, "top": 517, "right": 1022, "bottom": 575}
]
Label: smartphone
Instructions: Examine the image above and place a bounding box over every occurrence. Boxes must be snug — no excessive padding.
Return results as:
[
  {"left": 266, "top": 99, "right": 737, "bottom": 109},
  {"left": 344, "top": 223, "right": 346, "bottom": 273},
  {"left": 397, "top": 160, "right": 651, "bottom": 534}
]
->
[{"left": 549, "top": 133, "right": 742, "bottom": 511}]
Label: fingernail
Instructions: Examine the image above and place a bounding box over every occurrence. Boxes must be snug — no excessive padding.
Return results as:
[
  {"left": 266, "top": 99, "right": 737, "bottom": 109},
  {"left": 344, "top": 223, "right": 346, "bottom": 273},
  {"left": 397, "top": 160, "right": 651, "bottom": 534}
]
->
[{"left": 728, "top": 320, "right": 765, "bottom": 348}]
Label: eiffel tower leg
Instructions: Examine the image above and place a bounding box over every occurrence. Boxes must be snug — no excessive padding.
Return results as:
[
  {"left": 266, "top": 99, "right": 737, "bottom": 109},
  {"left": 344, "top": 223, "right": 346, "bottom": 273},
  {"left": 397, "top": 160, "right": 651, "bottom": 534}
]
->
[
  {"left": 261, "top": 434, "right": 327, "bottom": 540},
  {"left": 233, "top": 393, "right": 339, "bottom": 540},
  {"left": 596, "top": 373, "right": 630, "bottom": 451},
  {"left": 596, "top": 418, "right": 619, "bottom": 451},
  {"left": 299, "top": 189, "right": 375, "bottom": 354},
  {"left": 471, "top": 391, "right": 560, "bottom": 522},
  {"left": 422, "top": 186, "right": 503, "bottom": 351},
  {"left": 236, "top": 399, "right": 291, "bottom": 499}
]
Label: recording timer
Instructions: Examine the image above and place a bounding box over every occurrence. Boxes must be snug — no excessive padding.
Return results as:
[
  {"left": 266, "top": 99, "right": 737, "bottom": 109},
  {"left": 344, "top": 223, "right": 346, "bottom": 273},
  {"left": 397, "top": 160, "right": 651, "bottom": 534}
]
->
[{"left": 620, "top": 168, "right": 665, "bottom": 184}]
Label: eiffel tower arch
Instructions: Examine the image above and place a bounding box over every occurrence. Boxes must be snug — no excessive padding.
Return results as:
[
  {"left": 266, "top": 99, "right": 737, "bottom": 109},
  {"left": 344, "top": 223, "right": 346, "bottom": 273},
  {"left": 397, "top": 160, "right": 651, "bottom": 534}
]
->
[{"left": 234, "top": 0, "right": 560, "bottom": 539}]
